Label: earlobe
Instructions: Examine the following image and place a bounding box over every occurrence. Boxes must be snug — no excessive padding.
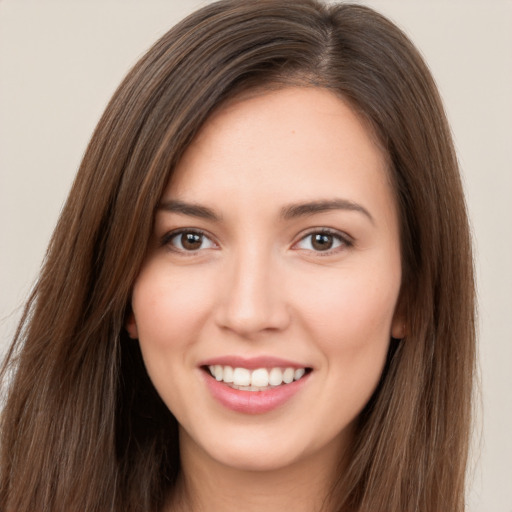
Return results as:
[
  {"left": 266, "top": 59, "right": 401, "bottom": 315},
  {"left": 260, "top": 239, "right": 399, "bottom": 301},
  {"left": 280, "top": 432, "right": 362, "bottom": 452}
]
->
[
  {"left": 391, "top": 296, "right": 407, "bottom": 340},
  {"left": 391, "top": 318, "right": 406, "bottom": 340},
  {"left": 125, "top": 311, "right": 139, "bottom": 339}
]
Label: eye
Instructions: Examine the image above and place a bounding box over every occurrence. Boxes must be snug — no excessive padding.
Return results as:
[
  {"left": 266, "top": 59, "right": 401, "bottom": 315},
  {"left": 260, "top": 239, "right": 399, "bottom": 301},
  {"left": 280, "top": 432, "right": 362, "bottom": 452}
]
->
[
  {"left": 294, "top": 230, "right": 350, "bottom": 253},
  {"left": 164, "top": 230, "right": 217, "bottom": 252}
]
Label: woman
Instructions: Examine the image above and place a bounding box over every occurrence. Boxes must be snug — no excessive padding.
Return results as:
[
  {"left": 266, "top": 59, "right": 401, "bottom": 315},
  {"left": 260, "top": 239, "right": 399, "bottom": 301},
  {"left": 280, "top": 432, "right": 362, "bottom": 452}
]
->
[{"left": 0, "top": 1, "right": 475, "bottom": 511}]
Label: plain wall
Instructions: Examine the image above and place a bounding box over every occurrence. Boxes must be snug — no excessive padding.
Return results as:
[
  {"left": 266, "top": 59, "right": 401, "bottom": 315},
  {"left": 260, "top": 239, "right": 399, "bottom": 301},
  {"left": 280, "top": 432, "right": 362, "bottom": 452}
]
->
[{"left": 1, "top": 1, "right": 511, "bottom": 511}]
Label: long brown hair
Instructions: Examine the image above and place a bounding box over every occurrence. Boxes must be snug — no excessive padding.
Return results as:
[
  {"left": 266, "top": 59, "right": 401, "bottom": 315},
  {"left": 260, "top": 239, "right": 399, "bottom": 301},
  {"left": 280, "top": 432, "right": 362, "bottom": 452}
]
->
[{"left": 0, "top": 1, "right": 475, "bottom": 511}]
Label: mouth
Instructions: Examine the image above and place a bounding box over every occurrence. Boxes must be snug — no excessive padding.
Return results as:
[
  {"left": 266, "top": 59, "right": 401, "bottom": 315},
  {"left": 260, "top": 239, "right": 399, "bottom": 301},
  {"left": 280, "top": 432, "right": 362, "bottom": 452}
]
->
[
  {"left": 203, "top": 365, "right": 312, "bottom": 391},
  {"left": 199, "top": 356, "right": 313, "bottom": 413}
]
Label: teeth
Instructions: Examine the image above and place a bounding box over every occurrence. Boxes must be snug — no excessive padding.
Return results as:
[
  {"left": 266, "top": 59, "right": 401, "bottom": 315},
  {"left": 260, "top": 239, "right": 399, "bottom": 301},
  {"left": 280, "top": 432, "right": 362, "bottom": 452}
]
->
[
  {"left": 251, "top": 368, "right": 269, "bottom": 387},
  {"left": 207, "top": 365, "right": 308, "bottom": 390},
  {"left": 214, "top": 365, "right": 223, "bottom": 381},
  {"left": 294, "top": 368, "right": 305, "bottom": 380},
  {"left": 232, "top": 367, "right": 251, "bottom": 386},
  {"left": 269, "top": 368, "right": 283, "bottom": 386},
  {"left": 283, "top": 368, "right": 294, "bottom": 384},
  {"left": 223, "top": 365, "right": 234, "bottom": 383}
]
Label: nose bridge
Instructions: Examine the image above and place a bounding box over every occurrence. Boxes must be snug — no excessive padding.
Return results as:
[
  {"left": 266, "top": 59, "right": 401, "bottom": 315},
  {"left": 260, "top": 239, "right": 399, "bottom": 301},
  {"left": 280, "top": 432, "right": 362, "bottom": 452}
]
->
[{"left": 217, "top": 242, "right": 289, "bottom": 336}]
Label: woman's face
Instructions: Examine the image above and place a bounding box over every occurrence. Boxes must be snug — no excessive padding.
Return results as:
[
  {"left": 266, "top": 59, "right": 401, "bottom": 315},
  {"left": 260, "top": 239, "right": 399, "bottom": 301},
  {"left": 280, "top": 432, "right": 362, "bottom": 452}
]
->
[{"left": 127, "top": 87, "right": 404, "bottom": 472}]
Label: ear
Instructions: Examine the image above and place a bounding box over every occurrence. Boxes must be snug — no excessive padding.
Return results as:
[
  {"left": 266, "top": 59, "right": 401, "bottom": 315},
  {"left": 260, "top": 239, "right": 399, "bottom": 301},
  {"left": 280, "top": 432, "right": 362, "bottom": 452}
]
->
[
  {"left": 390, "top": 294, "right": 407, "bottom": 340},
  {"left": 391, "top": 316, "right": 406, "bottom": 340},
  {"left": 125, "top": 311, "right": 139, "bottom": 339}
]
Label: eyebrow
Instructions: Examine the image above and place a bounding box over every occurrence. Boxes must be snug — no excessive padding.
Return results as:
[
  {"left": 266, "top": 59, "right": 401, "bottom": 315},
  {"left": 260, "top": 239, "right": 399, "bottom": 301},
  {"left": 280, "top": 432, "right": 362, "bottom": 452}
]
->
[
  {"left": 281, "top": 199, "right": 374, "bottom": 224},
  {"left": 158, "top": 199, "right": 221, "bottom": 221},
  {"left": 158, "top": 198, "right": 374, "bottom": 224}
]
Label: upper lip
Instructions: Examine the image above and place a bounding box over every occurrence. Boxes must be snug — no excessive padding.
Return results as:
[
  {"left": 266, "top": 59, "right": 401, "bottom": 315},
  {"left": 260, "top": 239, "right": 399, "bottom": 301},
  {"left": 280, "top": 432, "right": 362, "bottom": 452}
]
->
[{"left": 199, "top": 355, "right": 311, "bottom": 370}]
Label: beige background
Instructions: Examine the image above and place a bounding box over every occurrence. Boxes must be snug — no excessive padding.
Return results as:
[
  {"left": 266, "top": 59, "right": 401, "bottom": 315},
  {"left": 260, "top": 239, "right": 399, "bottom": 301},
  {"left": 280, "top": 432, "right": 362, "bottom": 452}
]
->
[{"left": 1, "top": 1, "right": 511, "bottom": 510}]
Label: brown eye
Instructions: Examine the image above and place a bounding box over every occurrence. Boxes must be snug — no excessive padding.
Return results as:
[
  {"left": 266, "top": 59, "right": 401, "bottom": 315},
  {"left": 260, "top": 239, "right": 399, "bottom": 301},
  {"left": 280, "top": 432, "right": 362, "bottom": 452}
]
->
[
  {"left": 294, "top": 230, "right": 349, "bottom": 253},
  {"left": 311, "top": 233, "right": 334, "bottom": 251},
  {"left": 167, "top": 231, "right": 215, "bottom": 251},
  {"left": 182, "top": 233, "right": 203, "bottom": 250}
]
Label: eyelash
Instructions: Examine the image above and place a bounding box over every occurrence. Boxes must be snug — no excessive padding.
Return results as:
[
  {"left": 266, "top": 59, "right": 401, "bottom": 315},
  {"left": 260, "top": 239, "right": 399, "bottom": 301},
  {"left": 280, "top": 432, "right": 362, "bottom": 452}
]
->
[
  {"left": 161, "top": 228, "right": 217, "bottom": 254},
  {"left": 160, "top": 228, "right": 352, "bottom": 255},
  {"left": 293, "top": 228, "right": 352, "bottom": 255}
]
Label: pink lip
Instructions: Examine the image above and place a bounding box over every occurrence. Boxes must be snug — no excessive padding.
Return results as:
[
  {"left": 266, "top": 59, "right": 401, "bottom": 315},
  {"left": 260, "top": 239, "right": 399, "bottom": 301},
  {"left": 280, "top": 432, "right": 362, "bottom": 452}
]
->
[
  {"left": 200, "top": 368, "right": 311, "bottom": 415},
  {"left": 199, "top": 355, "right": 308, "bottom": 370}
]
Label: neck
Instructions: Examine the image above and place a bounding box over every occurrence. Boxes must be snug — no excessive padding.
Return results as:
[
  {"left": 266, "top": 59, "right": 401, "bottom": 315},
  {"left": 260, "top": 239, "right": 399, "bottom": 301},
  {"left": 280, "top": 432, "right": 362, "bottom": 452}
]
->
[{"left": 167, "top": 429, "right": 350, "bottom": 512}]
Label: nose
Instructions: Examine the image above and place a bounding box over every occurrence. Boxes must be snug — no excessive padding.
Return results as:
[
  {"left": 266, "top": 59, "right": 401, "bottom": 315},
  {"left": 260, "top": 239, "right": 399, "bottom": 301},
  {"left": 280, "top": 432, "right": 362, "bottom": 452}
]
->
[{"left": 215, "top": 247, "right": 291, "bottom": 338}]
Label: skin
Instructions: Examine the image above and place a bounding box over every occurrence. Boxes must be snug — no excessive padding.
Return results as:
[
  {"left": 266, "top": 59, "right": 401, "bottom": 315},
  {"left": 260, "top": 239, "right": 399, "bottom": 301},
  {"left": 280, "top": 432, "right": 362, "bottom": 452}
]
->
[{"left": 127, "top": 87, "right": 405, "bottom": 512}]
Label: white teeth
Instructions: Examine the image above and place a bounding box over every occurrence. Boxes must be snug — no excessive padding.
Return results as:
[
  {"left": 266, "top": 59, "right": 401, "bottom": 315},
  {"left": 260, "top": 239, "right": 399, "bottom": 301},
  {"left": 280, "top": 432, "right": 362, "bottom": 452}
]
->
[
  {"left": 283, "top": 367, "right": 294, "bottom": 384},
  {"left": 251, "top": 368, "right": 269, "bottom": 387},
  {"left": 213, "top": 365, "right": 223, "bottom": 381},
  {"left": 268, "top": 368, "right": 283, "bottom": 386},
  {"left": 223, "top": 365, "right": 234, "bottom": 383},
  {"left": 207, "top": 365, "right": 308, "bottom": 390},
  {"left": 294, "top": 368, "right": 305, "bottom": 380},
  {"left": 232, "top": 367, "right": 251, "bottom": 386}
]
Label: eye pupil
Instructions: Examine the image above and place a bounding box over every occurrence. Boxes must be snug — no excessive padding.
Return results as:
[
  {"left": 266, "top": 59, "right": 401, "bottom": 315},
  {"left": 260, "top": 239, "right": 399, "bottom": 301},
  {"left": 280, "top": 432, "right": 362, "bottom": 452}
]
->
[
  {"left": 312, "top": 233, "right": 333, "bottom": 251},
  {"left": 181, "top": 232, "right": 202, "bottom": 250}
]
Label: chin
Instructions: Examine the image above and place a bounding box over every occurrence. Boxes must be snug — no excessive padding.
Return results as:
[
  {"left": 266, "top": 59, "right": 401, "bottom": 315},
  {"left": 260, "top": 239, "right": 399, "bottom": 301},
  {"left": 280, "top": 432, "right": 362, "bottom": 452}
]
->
[
  {"left": 208, "top": 442, "right": 305, "bottom": 473},
  {"left": 181, "top": 421, "right": 346, "bottom": 474}
]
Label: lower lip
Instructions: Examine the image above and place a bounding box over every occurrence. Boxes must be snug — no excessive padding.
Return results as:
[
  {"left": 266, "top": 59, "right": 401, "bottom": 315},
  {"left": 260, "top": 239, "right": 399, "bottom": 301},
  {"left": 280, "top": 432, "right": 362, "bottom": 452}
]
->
[{"left": 202, "top": 371, "right": 310, "bottom": 414}]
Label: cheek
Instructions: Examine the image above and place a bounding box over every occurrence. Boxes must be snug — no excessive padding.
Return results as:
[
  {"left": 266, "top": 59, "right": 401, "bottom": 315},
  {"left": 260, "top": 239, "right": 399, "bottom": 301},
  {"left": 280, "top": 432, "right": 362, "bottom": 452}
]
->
[
  {"left": 298, "top": 270, "right": 398, "bottom": 423},
  {"left": 292, "top": 262, "right": 400, "bottom": 388},
  {"left": 129, "top": 262, "right": 217, "bottom": 414},
  {"left": 131, "top": 262, "right": 214, "bottom": 350},
  {"left": 298, "top": 271, "right": 399, "bottom": 342}
]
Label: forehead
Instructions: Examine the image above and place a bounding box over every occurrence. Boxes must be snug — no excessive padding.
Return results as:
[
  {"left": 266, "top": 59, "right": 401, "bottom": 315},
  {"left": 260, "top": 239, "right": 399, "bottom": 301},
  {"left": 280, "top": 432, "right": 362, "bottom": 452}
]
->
[{"left": 165, "top": 87, "right": 392, "bottom": 216}]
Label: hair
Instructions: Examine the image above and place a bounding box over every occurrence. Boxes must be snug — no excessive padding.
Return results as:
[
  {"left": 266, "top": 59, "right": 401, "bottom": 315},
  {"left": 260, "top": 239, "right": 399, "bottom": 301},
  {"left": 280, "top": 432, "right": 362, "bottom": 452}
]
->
[{"left": 0, "top": 1, "right": 475, "bottom": 511}]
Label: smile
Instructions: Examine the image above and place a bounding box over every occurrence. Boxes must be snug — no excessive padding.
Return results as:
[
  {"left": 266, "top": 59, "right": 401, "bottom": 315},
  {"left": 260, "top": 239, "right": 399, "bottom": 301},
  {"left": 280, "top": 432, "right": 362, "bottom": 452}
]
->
[
  {"left": 207, "top": 365, "right": 308, "bottom": 391},
  {"left": 201, "top": 359, "right": 313, "bottom": 414}
]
